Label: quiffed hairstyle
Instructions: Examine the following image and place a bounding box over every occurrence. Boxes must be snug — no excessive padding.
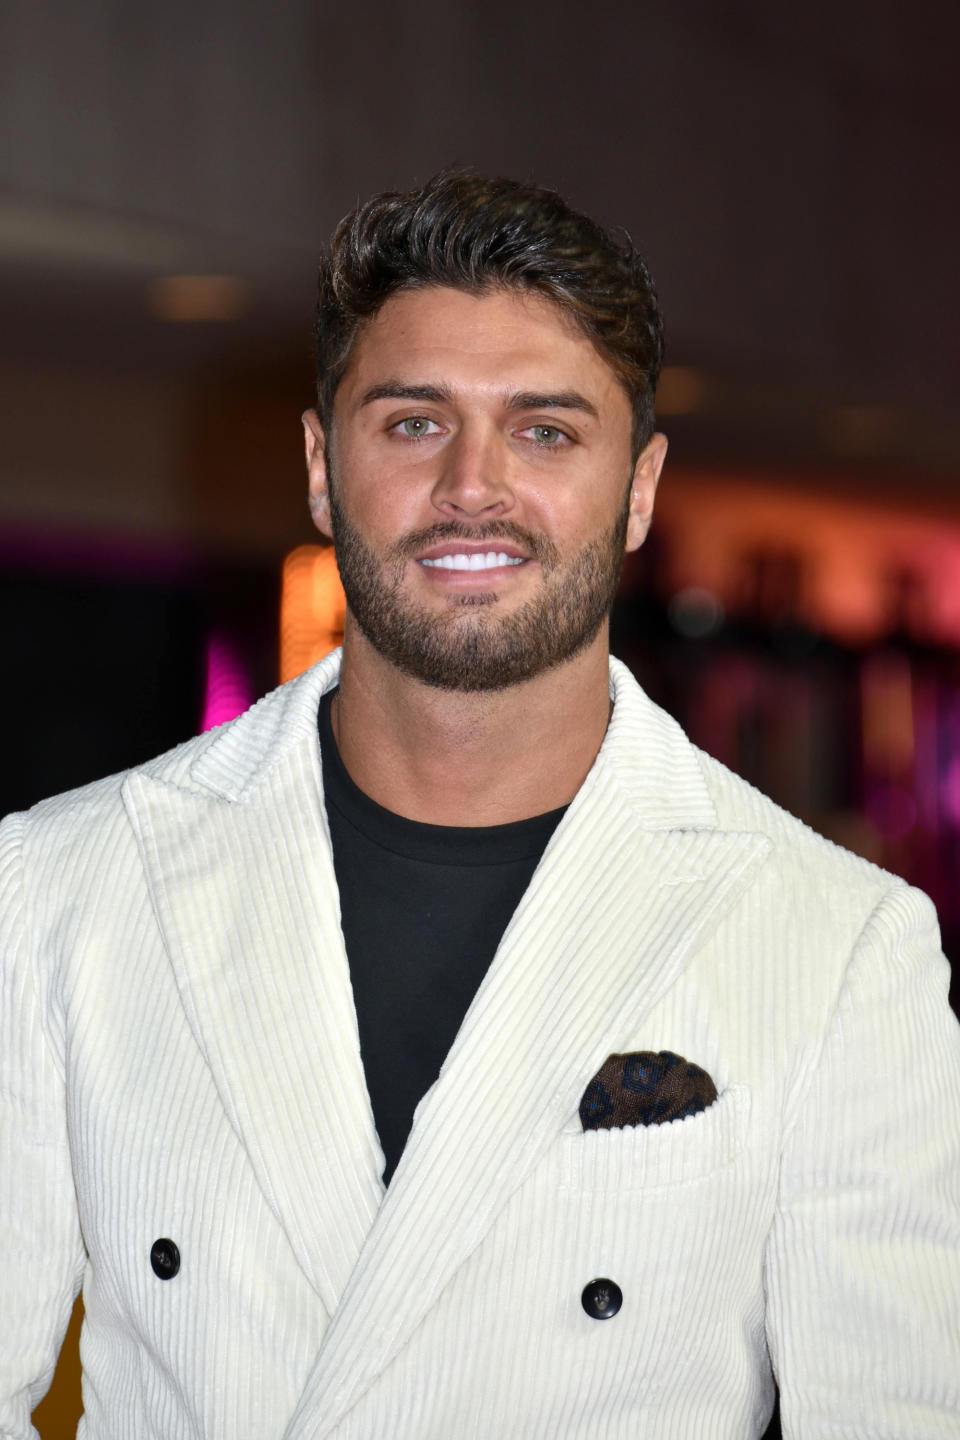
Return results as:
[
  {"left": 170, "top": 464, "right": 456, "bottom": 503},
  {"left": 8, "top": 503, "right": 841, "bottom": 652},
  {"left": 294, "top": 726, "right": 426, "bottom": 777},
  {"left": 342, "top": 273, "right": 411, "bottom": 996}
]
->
[{"left": 314, "top": 170, "right": 665, "bottom": 457}]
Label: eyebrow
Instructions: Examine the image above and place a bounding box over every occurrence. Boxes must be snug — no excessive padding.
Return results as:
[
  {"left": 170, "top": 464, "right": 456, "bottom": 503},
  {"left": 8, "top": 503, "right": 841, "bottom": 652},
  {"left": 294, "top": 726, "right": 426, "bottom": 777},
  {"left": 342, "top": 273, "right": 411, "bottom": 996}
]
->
[
  {"left": 358, "top": 380, "right": 599, "bottom": 420},
  {"left": 358, "top": 381, "right": 454, "bottom": 407},
  {"left": 507, "top": 390, "right": 599, "bottom": 419}
]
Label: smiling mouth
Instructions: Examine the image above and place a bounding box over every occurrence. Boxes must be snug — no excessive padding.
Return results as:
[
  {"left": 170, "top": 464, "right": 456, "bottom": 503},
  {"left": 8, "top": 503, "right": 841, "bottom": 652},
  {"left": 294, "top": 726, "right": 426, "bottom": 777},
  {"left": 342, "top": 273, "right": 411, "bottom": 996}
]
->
[{"left": 419, "top": 552, "right": 526, "bottom": 572}]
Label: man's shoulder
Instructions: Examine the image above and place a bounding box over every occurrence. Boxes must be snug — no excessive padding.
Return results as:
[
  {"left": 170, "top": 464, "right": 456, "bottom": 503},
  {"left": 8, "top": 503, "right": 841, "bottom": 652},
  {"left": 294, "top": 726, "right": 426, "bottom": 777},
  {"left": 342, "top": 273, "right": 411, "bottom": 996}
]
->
[
  {"left": 5, "top": 653, "right": 341, "bottom": 851},
  {"left": 606, "top": 657, "right": 904, "bottom": 913},
  {"left": 0, "top": 725, "right": 221, "bottom": 894},
  {"left": 695, "top": 741, "right": 898, "bottom": 905},
  {"left": 9, "top": 721, "right": 219, "bottom": 837}
]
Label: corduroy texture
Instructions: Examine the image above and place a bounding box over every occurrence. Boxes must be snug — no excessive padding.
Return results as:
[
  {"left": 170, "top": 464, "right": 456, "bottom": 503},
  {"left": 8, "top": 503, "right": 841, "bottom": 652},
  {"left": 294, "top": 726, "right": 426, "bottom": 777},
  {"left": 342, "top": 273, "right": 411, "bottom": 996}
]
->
[{"left": 2, "top": 654, "right": 959, "bottom": 1439}]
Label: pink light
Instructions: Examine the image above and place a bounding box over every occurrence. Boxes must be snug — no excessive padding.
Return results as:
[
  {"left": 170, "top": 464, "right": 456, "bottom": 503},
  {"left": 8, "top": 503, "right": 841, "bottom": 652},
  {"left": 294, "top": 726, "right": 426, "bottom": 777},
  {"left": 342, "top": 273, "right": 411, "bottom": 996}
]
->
[
  {"left": 943, "top": 758, "right": 960, "bottom": 829},
  {"left": 864, "top": 784, "right": 918, "bottom": 840},
  {"left": 0, "top": 520, "right": 201, "bottom": 583},
  {"left": 201, "top": 631, "right": 254, "bottom": 732}
]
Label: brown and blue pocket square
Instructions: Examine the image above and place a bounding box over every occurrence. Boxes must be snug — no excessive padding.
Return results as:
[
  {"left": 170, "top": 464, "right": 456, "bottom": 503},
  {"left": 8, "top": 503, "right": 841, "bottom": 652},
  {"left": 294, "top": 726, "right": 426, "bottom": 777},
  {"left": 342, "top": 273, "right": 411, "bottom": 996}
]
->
[{"left": 579, "top": 1050, "right": 718, "bottom": 1131}]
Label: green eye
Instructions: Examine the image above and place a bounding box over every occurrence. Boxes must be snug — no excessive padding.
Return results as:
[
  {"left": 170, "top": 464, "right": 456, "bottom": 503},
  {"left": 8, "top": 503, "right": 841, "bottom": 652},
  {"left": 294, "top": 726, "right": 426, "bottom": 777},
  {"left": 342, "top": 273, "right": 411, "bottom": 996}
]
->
[
  {"left": 400, "top": 416, "right": 432, "bottom": 438},
  {"left": 533, "top": 425, "right": 563, "bottom": 445}
]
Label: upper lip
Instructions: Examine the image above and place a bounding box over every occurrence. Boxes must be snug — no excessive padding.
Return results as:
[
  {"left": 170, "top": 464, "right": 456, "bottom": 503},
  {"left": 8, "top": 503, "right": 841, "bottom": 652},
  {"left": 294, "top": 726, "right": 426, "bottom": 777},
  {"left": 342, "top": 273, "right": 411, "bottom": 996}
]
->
[{"left": 416, "top": 540, "right": 530, "bottom": 562}]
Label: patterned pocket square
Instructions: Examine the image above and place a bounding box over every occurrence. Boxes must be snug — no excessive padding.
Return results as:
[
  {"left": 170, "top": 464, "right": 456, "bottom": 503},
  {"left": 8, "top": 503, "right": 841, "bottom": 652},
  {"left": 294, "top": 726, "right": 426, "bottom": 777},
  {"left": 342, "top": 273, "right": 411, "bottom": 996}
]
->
[{"left": 579, "top": 1050, "right": 718, "bottom": 1131}]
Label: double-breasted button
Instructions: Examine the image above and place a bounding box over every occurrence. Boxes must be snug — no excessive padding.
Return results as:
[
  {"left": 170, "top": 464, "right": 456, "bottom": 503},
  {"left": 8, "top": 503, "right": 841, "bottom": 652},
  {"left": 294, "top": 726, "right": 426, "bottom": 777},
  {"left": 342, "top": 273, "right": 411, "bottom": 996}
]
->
[
  {"left": 150, "top": 1238, "right": 180, "bottom": 1280},
  {"left": 581, "top": 1277, "right": 622, "bottom": 1319}
]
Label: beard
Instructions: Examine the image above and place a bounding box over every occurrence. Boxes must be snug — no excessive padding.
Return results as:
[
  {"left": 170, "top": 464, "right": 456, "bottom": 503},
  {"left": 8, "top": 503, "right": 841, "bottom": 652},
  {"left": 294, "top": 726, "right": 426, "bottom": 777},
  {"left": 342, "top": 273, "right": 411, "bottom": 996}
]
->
[{"left": 327, "top": 478, "right": 630, "bottom": 693}]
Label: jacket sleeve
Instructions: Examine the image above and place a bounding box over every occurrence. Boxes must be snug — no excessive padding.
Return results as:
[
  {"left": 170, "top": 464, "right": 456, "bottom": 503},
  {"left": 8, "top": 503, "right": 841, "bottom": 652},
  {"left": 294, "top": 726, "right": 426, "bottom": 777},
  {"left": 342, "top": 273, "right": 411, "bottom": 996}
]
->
[
  {"left": 764, "top": 881, "right": 960, "bottom": 1437},
  {"left": 0, "top": 814, "right": 86, "bottom": 1439}
]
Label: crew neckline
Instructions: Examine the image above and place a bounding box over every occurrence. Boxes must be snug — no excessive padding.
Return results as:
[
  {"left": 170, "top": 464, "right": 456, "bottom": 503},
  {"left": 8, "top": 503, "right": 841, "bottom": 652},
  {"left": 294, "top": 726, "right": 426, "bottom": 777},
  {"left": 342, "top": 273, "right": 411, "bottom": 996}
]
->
[{"left": 318, "top": 689, "right": 567, "bottom": 866}]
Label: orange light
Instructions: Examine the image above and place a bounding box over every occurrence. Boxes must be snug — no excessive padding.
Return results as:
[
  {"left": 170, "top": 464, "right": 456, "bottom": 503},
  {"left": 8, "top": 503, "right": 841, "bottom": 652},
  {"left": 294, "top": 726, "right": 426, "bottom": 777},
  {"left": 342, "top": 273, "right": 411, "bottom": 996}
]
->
[
  {"left": 655, "top": 472, "right": 960, "bottom": 647},
  {"left": 656, "top": 366, "right": 707, "bottom": 416},
  {"left": 280, "top": 545, "right": 346, "bottom": 683},
  {"left": 147, "top": 275, "right": 249, "bottom": 322},
  {"left": 861, "top": 651, "right": 915, "bottom": 774}
]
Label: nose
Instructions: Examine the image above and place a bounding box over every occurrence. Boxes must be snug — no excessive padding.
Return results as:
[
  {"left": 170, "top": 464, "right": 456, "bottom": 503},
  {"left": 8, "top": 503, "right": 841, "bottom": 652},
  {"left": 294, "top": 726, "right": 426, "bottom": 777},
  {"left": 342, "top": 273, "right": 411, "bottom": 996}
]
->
[{"left": 430, "top": 424, "right": 514, "bottom": 519}]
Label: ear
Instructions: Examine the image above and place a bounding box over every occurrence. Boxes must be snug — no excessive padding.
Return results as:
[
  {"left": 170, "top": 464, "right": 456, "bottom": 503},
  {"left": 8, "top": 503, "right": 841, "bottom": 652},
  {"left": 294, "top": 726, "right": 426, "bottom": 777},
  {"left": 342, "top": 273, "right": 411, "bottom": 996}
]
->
[
  {"left": 625, "top": 431, "right": 668, "bottom": 553},
  {"left": 303, "top": 409, "right": 334, "bottom": 540}
]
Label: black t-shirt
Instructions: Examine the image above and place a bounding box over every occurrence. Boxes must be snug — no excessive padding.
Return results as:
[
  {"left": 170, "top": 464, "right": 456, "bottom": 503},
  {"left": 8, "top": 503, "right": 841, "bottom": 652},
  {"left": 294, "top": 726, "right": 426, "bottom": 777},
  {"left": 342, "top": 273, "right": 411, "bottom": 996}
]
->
[{"left": 319, "top": 691, "right": 565, "bottom": 1184}]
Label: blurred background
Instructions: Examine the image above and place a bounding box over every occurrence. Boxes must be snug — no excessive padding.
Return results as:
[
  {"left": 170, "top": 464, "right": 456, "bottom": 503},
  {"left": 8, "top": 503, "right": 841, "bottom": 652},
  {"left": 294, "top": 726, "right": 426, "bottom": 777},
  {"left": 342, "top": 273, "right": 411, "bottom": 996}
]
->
[{"left": 3, "top": 1, "right": 958, "bottom": 1434}]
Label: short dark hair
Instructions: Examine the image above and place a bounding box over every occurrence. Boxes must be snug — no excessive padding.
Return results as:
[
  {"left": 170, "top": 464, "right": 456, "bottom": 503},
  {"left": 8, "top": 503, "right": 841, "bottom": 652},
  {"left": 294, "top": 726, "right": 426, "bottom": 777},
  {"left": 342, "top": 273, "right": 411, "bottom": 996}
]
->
[{"left": 314, "top": 169, "right": 665, "bottom": 457}]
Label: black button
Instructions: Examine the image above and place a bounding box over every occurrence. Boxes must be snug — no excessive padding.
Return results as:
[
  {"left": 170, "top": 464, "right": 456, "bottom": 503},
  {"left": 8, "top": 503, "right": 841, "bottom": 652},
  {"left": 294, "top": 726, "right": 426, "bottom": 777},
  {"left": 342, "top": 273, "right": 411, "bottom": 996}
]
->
[
  {"left": 150, "top": 1238, "right": 180, "bottom": 1280},
  {"left": 581, "top": 1277, "right": 622, "bottom": 1319}
]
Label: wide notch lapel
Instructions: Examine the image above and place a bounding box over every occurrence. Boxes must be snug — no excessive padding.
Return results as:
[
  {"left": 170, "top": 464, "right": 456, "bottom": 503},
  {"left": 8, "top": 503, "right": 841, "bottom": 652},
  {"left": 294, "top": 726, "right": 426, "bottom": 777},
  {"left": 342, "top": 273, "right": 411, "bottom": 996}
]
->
[
  {"left": 123, "top": 655, "right": 384, "bottom": 1316},
  {"left": 284, "top": 663, "right": 772, "bottom": 1438}
]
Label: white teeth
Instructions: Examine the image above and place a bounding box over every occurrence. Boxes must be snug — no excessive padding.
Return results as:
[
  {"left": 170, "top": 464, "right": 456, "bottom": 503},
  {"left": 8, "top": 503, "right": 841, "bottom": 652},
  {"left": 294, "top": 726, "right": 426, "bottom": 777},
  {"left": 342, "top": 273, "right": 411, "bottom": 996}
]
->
[{"left": 421, "top": 552, "right": 524, "bottom": 571}]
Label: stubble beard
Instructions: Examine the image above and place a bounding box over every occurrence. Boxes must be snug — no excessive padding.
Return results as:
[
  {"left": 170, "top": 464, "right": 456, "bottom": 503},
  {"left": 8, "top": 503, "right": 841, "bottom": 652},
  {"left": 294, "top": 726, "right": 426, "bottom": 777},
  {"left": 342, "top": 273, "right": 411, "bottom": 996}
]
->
[{"left": 327, "top": 475, "right": 630, "bottom": 693}]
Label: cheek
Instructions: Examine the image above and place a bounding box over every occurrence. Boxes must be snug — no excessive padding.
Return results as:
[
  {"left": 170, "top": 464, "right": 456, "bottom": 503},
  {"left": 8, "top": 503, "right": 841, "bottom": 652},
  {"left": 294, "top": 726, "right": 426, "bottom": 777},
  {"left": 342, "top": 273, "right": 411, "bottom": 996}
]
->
[
  {"left": 526, "top": 488, "right": 627, "bottom": 546},
  {"left": 335, "top": 464, "right": 410, "bottom": 537},
  {"left": 523, "top": 447, "right": 632, "bottom": 530}
]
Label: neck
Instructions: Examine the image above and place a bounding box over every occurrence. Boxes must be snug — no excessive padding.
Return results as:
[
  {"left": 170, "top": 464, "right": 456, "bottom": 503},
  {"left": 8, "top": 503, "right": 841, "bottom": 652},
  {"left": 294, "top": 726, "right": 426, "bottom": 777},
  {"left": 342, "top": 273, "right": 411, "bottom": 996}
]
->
[{"left": 331, "top": 623, "right": 613, "bottom": 826}]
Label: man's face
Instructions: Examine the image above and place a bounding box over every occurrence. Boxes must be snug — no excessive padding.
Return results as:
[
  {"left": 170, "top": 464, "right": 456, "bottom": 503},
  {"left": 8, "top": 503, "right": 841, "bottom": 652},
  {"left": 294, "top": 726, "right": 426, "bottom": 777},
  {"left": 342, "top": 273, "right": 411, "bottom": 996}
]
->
[{"left": 305, "top": 286, "right": 666, "bottom": 692}]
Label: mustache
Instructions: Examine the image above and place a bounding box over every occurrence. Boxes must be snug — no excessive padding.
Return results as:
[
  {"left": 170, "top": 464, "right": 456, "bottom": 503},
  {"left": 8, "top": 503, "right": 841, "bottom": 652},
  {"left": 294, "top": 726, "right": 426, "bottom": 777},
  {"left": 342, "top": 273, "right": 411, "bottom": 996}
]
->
[{"left": 390, "top": 521, "right": 560, "bottom": 568}]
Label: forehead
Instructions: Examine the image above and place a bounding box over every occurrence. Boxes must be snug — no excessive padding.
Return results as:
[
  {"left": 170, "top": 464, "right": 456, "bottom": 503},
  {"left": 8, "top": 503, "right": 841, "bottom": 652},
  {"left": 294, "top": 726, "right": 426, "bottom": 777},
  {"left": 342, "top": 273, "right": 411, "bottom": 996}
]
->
[{"left": 336, "top": 285, "right": 629, "bottom": 411}]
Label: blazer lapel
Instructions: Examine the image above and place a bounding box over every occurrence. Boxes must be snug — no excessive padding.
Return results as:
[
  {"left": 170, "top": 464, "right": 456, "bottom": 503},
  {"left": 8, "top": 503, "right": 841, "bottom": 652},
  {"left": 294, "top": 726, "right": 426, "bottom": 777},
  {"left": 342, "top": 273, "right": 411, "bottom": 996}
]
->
[
  {"left": 285, "top": 661, "right": 772, "bottom": 1438},
  {"left": 123, "top": 654, "right": 384, "bottom": 1317}
]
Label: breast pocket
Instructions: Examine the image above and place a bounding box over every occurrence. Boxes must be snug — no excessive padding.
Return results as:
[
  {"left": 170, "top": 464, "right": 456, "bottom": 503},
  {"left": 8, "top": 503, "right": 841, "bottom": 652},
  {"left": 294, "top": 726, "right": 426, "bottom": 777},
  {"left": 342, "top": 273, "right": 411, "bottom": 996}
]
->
[{"left": 558, "top": 1084, "right": 750, "bottom": 1193}]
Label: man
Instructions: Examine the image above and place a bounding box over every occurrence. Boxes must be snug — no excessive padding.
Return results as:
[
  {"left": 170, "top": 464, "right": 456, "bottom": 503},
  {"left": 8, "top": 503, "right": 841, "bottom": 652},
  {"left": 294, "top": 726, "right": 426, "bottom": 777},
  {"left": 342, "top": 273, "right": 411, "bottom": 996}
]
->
[{"left": 2, "top": 171, "right": 959, "bottom": 1439}]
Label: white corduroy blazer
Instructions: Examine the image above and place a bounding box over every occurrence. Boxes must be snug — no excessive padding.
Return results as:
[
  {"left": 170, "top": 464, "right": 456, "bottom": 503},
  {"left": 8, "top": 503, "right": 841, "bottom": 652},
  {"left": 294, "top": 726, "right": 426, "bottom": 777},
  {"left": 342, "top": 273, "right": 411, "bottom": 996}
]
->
[{"left": 2, "top": 653, "right": 960, "bottom": 1440}]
